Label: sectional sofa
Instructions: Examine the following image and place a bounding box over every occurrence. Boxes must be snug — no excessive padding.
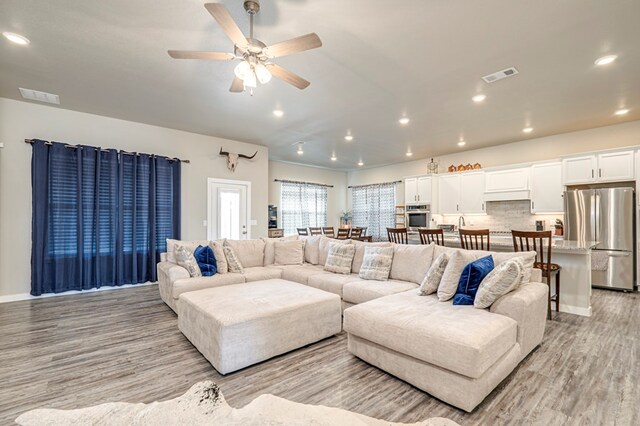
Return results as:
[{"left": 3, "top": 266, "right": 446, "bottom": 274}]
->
[{"left": 157, "top": 236, "right": 548, "bottom": 412}]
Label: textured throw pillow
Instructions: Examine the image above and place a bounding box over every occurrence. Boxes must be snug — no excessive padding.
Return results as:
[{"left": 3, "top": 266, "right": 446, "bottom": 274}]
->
[
  {"left": 359, "top": 246, "right": 394, "bottom": 280},
  {"left": 319, "top": 236, "right": 351, "bottom": 265},
  {"left": 210, "top": 240, "right": 228, "bottom": 274},
  {"left": 475, "top": 257, "right": 525, "bottom": 309},
  {"left": 324, "top": 243, "right": 356, "bottom": 274},
  {"left": 473, "top": 250, "right": 537, "bottom": 284},
  {"left": 351, "top": 241, "right": 392, "bottom": 273},
  {"left": 223, "top": 246, "right": 244, "bottom": 273},
  {"left": 275, "top": 239, "right": 305, "bottom": 265},
  {"left": 174, "top": 244, "right": 202, "bottom": 277},
  {"left": 166, "top": 239, "right": 210, "bottom": 264},
  {"left": 418, "top": 253, "right": 449, "bottom": 295},
  {"left": 194, "top": 245, "right": 217, "bottom": 276},
  {"left": 452, "top": 255, "right": 495, "bottom": 305},
  {"left": 437, "top": 250, "right": 481, "bottom": 301}
]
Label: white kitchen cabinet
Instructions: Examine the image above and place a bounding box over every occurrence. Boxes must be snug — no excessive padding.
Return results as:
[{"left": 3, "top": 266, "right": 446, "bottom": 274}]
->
[
  {"left": 530, "top": 162, "right": 564, "bottom": 213},
  {"left": 562, "top": 151, "right": 634, "bottom": 185},
  {"left": 562, "top": 155, "right": 597, "bottom": 184},
  {"left": 597, "top": 151, "right": 634, "bottom": 182},
  {"left": 460, "top": 172, "right": 486, "bottom": 214},
  {"left": 485, "top": 168, "right": 530, "bottom": 193},
  {"left": 636, "top": 151, "right": 640, "bottom": 206},
  {"left": 437, "top": 175, "right": 461, "bottom": 214},
  {"left": 404, "top": 176, "right": 432, "bottom": 205}
]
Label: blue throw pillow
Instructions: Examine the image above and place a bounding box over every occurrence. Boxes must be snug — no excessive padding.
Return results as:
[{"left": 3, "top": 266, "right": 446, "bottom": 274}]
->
[
  {"left": 194, "top": 245, "right": 217, "bottom": 276},
  {"left": 453, "top": 255, "right": 494, "bottom": 305}
]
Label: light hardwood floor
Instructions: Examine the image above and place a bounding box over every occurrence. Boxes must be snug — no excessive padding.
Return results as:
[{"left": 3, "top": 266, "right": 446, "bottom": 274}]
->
[{"left": 1, "top": 285, "right": 639, "bottom": 425}]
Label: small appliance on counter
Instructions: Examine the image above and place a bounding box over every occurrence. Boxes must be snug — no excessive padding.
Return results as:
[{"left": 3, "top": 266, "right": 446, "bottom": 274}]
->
[
  {"left": 535, "top": 220, "right": 545, "bottom": 231},
  {"left": 438, "top": 224, "right": 456, "bottom": 233}
]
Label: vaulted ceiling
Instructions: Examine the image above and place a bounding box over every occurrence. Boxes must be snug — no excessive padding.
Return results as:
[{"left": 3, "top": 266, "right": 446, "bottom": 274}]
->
[{"left": 1, "top": 0, "right": 639, "bottom": 170}]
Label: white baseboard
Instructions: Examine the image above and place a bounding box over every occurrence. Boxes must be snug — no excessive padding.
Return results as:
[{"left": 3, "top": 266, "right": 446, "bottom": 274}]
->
[
  {"left": 0, "top": 281, "right": 157, "bottom": 304},
  {"left": 559, "top": 303, "right": 592, "bottom": 317}
]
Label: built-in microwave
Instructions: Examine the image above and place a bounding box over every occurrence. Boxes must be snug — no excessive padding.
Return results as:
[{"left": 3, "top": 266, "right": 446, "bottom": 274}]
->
[{"left": 406, "top": 205, "right": 431, "bottom": 230}]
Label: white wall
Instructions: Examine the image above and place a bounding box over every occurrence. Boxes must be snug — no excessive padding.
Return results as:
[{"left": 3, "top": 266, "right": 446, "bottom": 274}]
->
[
  {"left": 268, "top": 161, "right": 347, "bottom": 230},
  {"left": 347, "top": 120, "right": 640, "bottom": 205},
  {"left": 0, "top": 98, "right": 269, "bottom": 297}
]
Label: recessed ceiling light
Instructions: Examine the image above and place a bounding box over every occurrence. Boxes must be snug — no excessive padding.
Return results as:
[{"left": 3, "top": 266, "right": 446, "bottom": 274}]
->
[
  {"left": 331, "top": 155, "right": 337, "bottom": 161},
  {"left": 358, "top": 161, "right": 364, "bottom": 166},
  {"left": 472, "top": 94, "right": 486, "bottom": 103},
  {"left": 457, "top": 141, "right": 466, "bottom": 147},
  {"left": 2, "top": 32, "right": 30, "bottom": 45},
  {"left": 406, "top": 151, "right": 413, "bottom": 157},
  {"left": 296, "top": 144, "right": 304, "bottom": 155},
  {"left": 344, "top": 135, "right": 353, "bottom": 142},
  {"left": 273, "top": 109, "right": 284, "bottom": 117},
  {"left": 522, "top": 127, "right": 533, "bottom": 133},
  {"left": 595, "top": 55, "right": 617, "bottom": 66},
  {"left": 615, "top": 108, "right": 629, "bottom": 116},
  {"left": 398, "top": 117, "right": 410, "bottom": 125}
]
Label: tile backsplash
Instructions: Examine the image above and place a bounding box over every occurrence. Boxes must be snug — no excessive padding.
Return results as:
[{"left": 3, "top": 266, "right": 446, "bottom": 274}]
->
[{"left": 435, "top": 200, "right": 564, "bottom": 232}]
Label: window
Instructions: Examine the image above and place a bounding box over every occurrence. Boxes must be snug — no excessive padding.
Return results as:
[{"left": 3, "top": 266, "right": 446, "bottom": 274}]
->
[
  {"left": 281, "top": 181, "right": 328, "bottom": 235},
  {"left": 351, "top": 182, "right": 397, "bottom": 241}
]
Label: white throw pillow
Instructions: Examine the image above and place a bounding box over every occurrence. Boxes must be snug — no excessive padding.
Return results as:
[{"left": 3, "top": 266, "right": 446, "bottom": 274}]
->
[
  {"left": 224, "top": 246, "right": 244, "bottom": 273},
  {"left": 418, "top": 253, "right": 449, "bottom": 295},
  {"left": 303, "top": 235, "right": 322, "bottom": 265},
  {"left": 437, "top": 250, "right": 481, "bottom": 301},
  {"left": 324, "top": 243, "right": 356, "bottom": 274},
  {"left": 351, "top": 240, "right": 392, "bottom": 273},
  {"left": 474, "top": 250, "right": 537, "bottom": 284},
  {"left": 166, "top": 239, "right": 210, "bottom": 264},
  {"left": 389, "top": 243, "right": 436, "bottom": 284},
  {"left": 359, "top": 246, "right": 394, "bottom": 281},
  {"left": 275, "top": 239, "right": 305, "bottom": 265},
  {"left": 210, "top": 240, "right": 228, "bottom": 274},
  {"left": 474, "top": 257, "right": 525, "bottom": 309},
  {"left": 319, "top": 236, "right": 351, "bottom": 265},
  {"left": 174, "top": 244, "right": 202, "bottom": 277}
]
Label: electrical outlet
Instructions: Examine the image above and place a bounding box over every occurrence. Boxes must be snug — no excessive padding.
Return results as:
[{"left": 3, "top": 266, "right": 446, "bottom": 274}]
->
[{"left": 202, "top": 220, "right": 207, "bottom": 227}]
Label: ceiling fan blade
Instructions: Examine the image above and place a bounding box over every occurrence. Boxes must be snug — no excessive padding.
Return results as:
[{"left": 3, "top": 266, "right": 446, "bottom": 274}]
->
[
  {"left": 229, "top": 76, "right": 244, "bottom": 93},
  {"left": 266, "top": 63, "right": 310, "bottom": 90},
  {"left": 168, "top": 50, "right": 235, "bottom": 60},
  {"left": 204, "top": 3, "right": 248, "bottom": 49},
  {"left": 263, "top": 33, "right": 322, "bottom": 58}
]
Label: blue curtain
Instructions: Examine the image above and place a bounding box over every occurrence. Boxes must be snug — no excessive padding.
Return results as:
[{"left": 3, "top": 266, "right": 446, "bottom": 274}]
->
[{"left": 31, "top": 140, "right": 181, "bottom": 296}]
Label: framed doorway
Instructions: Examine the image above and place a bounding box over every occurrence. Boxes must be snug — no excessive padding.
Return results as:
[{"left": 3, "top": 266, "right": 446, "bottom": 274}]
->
[{"left": 207, "top": 178, "right": 252, "bottom": 241}]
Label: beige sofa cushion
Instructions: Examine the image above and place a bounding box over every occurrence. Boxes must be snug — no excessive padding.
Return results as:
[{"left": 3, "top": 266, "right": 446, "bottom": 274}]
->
[
  {"left": 351, "top": 240, "right": 392, "bottom": 273},
  {"left": 302, "top": 235, "right": 322, "bottom": 265},
  {"left": 307, "top": 273, "right": 360, "bottom": 297},
  {"left": 319, "top": 236, "right": 351, "bottom": 265},
  {"left": 389, "top": 243, "right": 435, "bottom": 284},
  {"left": 166, "top": 239, "right": 210, "bottom": 264},
  {"left": 171, "top": 273, "right": 245, "bottom": 300},
  {"left": 243, "top": 266, "right": 283, "bottom": 282},
  {"left": 224, "top": 239, "right": 266, "bottom": 268},
  {"left": 275, "top": 240, "right": 305, "bottom": 265},
  {"left": 210, "top": 240, "right": 228, "bottom": 274},
  {"left": 263, "top": 235, "right": 298, "bottom": 266},
  {"left": 343, "top": 291, "right": 518, "bottom": 379},
  {"left": 437, "top": 250, "right": 479, "bottom": 301},
  {"left": 280, "top": 265, "right": 331, "bottom": 285},
  {"left": 342, "top": 279, "right": 419, "bottom": 304}
]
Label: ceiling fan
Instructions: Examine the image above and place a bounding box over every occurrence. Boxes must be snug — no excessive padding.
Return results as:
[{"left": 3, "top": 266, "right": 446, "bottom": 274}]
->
[{"left": 168, "top": 1, "right": 322, "bottom": 94}]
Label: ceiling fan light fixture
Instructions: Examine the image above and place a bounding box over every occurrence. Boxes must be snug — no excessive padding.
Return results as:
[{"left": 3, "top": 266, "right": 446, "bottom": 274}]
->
[
  {"left": 243, "top": 70, "right": 257, "bottom": 88},
  {"left": 255, "top": 63, "right": 272, "bottom": 84},
  {"left": 234, "top": 60, "right": 251, "bottom": 80}
]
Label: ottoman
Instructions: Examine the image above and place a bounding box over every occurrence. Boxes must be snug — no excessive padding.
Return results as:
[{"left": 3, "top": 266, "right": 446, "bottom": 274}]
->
[{"left": 177, "top": 279, "right": 342, "bottom": 374}]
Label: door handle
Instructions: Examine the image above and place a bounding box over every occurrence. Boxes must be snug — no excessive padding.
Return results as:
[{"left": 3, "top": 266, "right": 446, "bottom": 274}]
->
[
  {"left": 591, "top": 169, "right": 594, "bottom": 178},
  {"left": 242, "top": 231, "right": 247, "bottom": 235},
  {"left": 482, "top": 203, "right": 485, "bottom": 211},
  {"left": 599, "top": 168, "right": 602, "bottom": 178},
  {"left": 532, "top": 201, "right": 535, "bottom": 210},
  {"left": 456, "top": 204, "right": 459, "bottom": 211}
]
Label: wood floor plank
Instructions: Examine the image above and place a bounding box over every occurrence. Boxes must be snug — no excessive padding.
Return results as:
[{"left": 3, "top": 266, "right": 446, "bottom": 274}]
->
[{"left": 1, "top": 285, "right": 639, "bottom": 424}]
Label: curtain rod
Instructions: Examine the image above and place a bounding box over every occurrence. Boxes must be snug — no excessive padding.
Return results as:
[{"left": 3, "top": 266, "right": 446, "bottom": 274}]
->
[
  {"left": 274, "top": 179, "right": 334, "bottom": 188},
  {"left": 24, "top": 139, "right": 190, "bottom": 163},
  {"left": 348, "top": 180, "right": 402, "bottom": 189}
]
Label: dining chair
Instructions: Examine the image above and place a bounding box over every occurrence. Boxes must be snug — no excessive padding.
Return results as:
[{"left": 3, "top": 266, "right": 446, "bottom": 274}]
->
[
  {"left": 512, "top": 230, "right": 561, "bottom": 320},
  {"left": 360, "top": 227, "right": 368, "bottom": 236},
  {"left": 419, "top": 228, "right": 445, "bottom": 246},
  {"left": 322, "top": 227, "right": 335, "bottom": 237},
  {"left": 387, "top": 227, "right": 408, "bottom": 244},
  {"left": 350, "top": 228, "right": 363, "bottom": 238},
  {"left": 309, "top": 227, "right": 323, "bottom": 236},
  {"left": 336, "top": 228, "right": 350, "bottom": 239},
  {"left": 459, "top": 228, "right": 490, "bottom": 250},
  {"left": 297, "top": 228, "right": 308, "bottom": 236}
]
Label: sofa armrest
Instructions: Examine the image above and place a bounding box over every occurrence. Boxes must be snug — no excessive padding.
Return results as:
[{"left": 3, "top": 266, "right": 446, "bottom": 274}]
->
[
  {"left": 490, "top": 282, "right": 548, "bottom": 359},
  {"left": 157, "top": 261, "right": 190, "bottom": 284},
  {"left": 530, "top": 268, "right": 542, "bottom": 283}
]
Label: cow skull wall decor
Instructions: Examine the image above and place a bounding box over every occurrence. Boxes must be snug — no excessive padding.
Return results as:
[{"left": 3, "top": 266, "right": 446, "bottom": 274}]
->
[{"left": 219, "top": 147, "right": 258, "bottom": 172}]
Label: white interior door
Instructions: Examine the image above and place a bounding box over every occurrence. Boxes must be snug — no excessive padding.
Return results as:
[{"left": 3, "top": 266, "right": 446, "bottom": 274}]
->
[{"left": 208, "top": 179, "right": 251, "bottom": 240}]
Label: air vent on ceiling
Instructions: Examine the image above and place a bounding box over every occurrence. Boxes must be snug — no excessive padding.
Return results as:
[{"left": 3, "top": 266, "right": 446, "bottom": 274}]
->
[
  {"left": 19, "top": 88, "right": 60, "bottom": 104},
  {"left": 481, "top": 67, "right": 519, "bottom": 84}
]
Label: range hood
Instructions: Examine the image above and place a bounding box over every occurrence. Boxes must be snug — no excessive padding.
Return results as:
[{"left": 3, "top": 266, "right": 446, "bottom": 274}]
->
[{"left": 484, "top": 189, "right": 531, "bottom": 202}]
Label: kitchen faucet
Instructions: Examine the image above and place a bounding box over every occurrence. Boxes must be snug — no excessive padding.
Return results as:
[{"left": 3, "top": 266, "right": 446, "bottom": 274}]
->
[{"left": 458, "top": 215, "right": 466, "bottom": 229}]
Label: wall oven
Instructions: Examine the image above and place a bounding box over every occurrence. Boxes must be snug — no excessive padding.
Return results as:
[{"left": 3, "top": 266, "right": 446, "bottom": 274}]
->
[{"left": 406, "top": 205, "right": 431, "bottom": 230}]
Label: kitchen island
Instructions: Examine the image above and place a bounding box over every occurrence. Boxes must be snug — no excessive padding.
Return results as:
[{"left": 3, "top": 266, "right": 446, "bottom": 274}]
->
[{"left": 410, "top": 232, "right": 596, "bottom": 317}]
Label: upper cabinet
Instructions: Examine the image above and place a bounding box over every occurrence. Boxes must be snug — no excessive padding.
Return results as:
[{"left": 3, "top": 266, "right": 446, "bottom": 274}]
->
[
  {"left": 530, "top": 162, "right": 563, "bottom": 213},
  {"left": 562, "top": 150, "right": 634, "bottom": 185},
  {"left": 484, "top": 167, "right": 530, "bottom": 201},
  {"left": 437, "top": 175, "right": 461, "bottom": 214},
  {"left": 404, "top": 176, "right": 432, "bottom": 205},
  {"left": 436, "top": 172, "right": 485, "bottom": 215}
]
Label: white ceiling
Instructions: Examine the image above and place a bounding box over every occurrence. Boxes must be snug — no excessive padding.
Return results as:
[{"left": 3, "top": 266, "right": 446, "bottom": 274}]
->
[{"left": 1, "top": 0, "right": 639, "bottom": 170}]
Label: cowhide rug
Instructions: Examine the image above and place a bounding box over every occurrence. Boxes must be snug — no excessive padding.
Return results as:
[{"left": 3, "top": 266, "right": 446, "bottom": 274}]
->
[{"left": 15, "top": 381, "right": 460, "bottom": 426}]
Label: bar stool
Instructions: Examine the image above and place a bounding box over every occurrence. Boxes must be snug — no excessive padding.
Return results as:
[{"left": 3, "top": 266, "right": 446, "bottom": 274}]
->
[
  {"left": 419, "top": 228, "right": 445, "bottom": 246},
  {"left": 322, "top": 227, "right": 335, "bottom": 237},
  {"left": 297, "top": 228, "right": 309, "bottom": 236},
  {"left": 350, "top": 228, "right": 363, "bottom": 238},
  {"left": 459, "top": 229, "right": 490, "bottom": 250},
  {"left": 387, "top": 227, "right": 408, "bottom": 244},
  {"left": 309, "top": 227, "right": 323, "bottom": 236},
  {"left": 336, "top": 228, "right": 350, "bottom": 239},
  {"left": 512, "top": 230, "right": 561, "bottom": 320}
]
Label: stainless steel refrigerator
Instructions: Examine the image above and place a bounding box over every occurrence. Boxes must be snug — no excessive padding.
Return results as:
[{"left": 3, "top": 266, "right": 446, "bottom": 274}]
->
[{"left": 564, "top": 187, "right": 636, "bottom": 291}]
